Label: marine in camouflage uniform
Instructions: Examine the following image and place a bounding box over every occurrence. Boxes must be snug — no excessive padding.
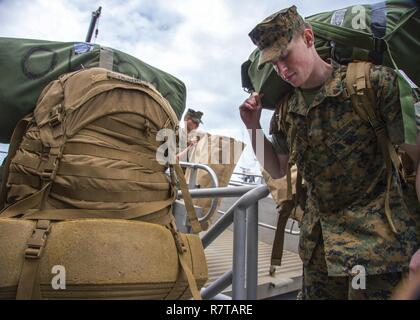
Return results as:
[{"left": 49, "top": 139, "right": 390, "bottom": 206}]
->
[{"left": 243, "top": 6, "right": 420, "bottom": 299}]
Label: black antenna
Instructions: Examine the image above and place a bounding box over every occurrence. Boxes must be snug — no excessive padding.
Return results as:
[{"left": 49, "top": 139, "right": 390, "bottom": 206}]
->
[{"left": 85, "top": 6, "right": 102, "bottom": 43}]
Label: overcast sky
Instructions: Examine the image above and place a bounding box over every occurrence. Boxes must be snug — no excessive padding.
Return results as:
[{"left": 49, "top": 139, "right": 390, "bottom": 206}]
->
[{"left": 0, "top": 0, "right": 382, "bottom": 172}]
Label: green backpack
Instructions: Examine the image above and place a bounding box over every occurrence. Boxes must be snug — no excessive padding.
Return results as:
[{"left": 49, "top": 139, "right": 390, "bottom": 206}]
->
[
  {"left": 241, "top": 0, "right": 419, "bottom": 118},
  {"left": 0, "top": 37, "right": 187, "bottom": 143}
]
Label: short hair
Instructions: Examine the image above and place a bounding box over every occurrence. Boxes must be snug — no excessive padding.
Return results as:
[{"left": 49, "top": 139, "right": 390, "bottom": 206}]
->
[{"left": 295, "top": 21, "right": 312, "bottom": 35}]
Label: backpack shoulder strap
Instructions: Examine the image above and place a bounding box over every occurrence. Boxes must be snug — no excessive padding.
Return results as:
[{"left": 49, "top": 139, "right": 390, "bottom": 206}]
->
[
  {"left": 346, "top": 61, "right": 377, "bottom": 124},
  {"left": 270, "top": 94, "right": 306, "bottom": 268},
  {"left": 0, "top": 115, "right": 32, "bottom": 210},
  {"left": 346, "top": 61, "right": 401, "bottom": 234}
]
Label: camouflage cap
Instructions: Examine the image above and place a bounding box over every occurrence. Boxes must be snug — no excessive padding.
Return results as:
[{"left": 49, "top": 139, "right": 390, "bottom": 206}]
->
[
  {"left": 248, "top": 6, "right": 305, "bottom": 69},
  {"left": 185, "top": 108, "right": 204, "bottom": 124}
]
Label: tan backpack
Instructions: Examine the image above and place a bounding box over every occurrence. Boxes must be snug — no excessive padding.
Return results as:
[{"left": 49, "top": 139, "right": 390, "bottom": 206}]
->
[{"left": 0, "top": 67, "right": 206, "bottom": 299}]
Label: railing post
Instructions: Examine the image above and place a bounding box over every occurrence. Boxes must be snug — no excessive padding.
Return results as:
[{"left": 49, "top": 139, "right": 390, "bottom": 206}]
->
[
  {"left": 246, "top": 202, "right": 258, "bottom": 300},
  {"left": 201, "top": 270, "right": 233, "bottom": 300},
  {"left": 188, "top": 167, "right": 198, "bottom": 189},
  {"left": 232, "top": 207, "right": 247, "bottom": 300}
]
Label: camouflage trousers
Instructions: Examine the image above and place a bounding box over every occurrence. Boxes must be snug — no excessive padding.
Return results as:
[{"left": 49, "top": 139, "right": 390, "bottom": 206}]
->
[{"left": 302, "top": 236, "right": 402, "bottom": 300}]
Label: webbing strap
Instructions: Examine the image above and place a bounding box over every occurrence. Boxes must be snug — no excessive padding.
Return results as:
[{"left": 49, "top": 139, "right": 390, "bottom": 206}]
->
[
  {"left": 0, "top": 182, "right": 175, "bottom": 220},
  {"left": 18, "top": 139, "right": 164, "bottom": 173},
  {"left": 346, "top": 62, "right": 400, "bottom": 234},
  {"left": 51, "top": 184, "right": 169, "bottom": 203},
  {"left": 286, "top": 124, "right": 297, "bottom": 201},
  {"left": 20, "top": 137, "right": 43, "bottom": 153},
  {"left": 8, "top": 172, "right": 41, "bottom": 189},
  {"left": 270, "top": 199, "right": 295, "bottom": 267},
  {"left": 11, "top": 156, "right": 169, "bottom": 183},
  {"left": 63, "top": 142, "right": 165, "bottom": 172},
  {"left": 0, "top": 183, "right": 51, "bottom": 218},
  {"left": 57, "top": 162, "right": 168, "bottom": 183},
  {"left": 16, "top": 257, "right": 42, "bottom": 300},
  {"left": 177, "top": 250, "right": 202, "bottom": 300},
  {"left": 76, "top": 128, "right": 157, "bottom": 155},
  {"left": 21, "top": 195, "right": 174, "bottom": 221},
  {"left": 87, "top": 124, "right": 159, "bottom": 152},
  {"left": 0, "top": 117, "right": 31, "bottom": 209},
  {"left": 165, "top": 223, "right": 201, "bottom": 300},
  {"left": 16, "top": 219, "right": 51, "bottom": 300},
  {"left": 173, "top": 164, "right": 202, "bottom": 234},
  {"left": 93, "top": 116, "right": 159, "bottom": 141}
]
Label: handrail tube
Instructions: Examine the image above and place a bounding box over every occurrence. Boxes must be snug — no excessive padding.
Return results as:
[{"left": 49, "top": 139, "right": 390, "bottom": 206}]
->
[
  {"left": 178, "top": 185, "right": 256, "bottom": 199},
  {"left": 179, "top": 162, "right": 219, "bottom": 224},
  {"left": 188, "top": 168, "right": 198, "bottom": 189},
  {"left": 232, "top": 207, "right": 247, "bottom": 300},
  {"left": 237, "top": 185, "right": 270, "bottom": 209},
  {"left": 179, "top": 162, "right": 219, "bottom": 188},
  {"left": 201, "top": 270, "right": 233, "bottom": 300},
  {"left": 247, "top": 203, "right": 258, "bottom": 300},
  {"left": 201, "top": 207, "right": 234, "bottom": 249},
  {"left": 201, "top": 186, "right": 260, "bottom": 248}
]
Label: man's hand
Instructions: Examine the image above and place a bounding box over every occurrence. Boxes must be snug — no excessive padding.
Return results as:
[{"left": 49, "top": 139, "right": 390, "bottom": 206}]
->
[
  {"left": 189, "top": 136, "right": 200, "bottom": 145},
  {"left": 239, "top": 92, "right": 264, "bottom": 129}
]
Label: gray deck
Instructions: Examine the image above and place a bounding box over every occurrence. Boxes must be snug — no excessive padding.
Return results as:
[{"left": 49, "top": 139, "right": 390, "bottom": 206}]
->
[{"left": 204, "top": 229, "right": 302, "bottom": 299}]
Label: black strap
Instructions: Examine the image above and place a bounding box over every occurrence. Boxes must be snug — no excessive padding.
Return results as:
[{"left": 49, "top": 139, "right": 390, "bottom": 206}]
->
[{"left": 369, "top": 2, "right": 387, "bottom": 64}]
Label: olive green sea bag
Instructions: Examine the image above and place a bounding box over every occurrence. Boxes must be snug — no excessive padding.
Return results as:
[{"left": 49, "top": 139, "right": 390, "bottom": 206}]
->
[
  {"left": 241, "top": 0, "right": 419, "bottom": 112},
  {"left": 0, "top": 38, "right": 186, "bottom": 143}
]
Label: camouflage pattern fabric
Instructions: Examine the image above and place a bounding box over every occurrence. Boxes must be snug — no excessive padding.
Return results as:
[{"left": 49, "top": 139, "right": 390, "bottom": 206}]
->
[
  {"left": 248, "top": 5, "right": 305, "bottom": 68},
  {"left": 272, "top": 60, "right": 420, "bottom": 278},
  {"left": 303, "top": 223, "right": 403, "bottom": 300}
]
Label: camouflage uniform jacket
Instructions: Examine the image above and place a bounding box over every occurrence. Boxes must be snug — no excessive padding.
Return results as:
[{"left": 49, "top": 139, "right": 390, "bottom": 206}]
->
[{"left": 271, "top": 60, "right": 420, "bottom": 276}]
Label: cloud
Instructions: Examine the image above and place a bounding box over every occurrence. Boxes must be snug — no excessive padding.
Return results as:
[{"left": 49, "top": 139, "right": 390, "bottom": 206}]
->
[{"left": 0, "top": 0, "right": 381, "bottom": 171}]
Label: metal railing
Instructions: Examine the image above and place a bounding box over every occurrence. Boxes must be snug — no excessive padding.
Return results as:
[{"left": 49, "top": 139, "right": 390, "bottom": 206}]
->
[
  {"left": 179, "top": 162, "right": 220, "bottom": 226},
  {"left": 179, "top": 183, "right": 270, "bottom": 300}
]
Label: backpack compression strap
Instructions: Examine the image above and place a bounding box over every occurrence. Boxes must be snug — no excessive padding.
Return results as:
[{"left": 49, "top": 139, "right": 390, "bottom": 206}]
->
[
  {"left": 345, "top": 61, "right": 405, "bottom": 234},
  {"left": 0, "top": 116, "right": 31, "bottom": 210}
]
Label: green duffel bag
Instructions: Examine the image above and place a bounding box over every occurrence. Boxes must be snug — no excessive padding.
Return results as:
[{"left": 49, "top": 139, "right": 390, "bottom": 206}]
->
[
  {"left": 241, "top": 0, "right": 419, "bottom": 110},
  {"left": 0, "top": 37, "right": 187, "bottom": 143}
]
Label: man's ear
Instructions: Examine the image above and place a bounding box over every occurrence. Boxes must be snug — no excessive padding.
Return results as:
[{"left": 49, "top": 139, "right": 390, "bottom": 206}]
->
[{"left": 303, "top": 28, "right": 314, "bottom": 47}]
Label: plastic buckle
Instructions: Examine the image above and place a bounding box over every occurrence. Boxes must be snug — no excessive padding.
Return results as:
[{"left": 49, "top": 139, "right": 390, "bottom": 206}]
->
[
  {"left": 40, "top": 168, "right": 55, "bottom": 181},
  {"left": 168, "top": 221, "right": 187, "bottom": 254},
  {"left": 25, "top": 220, "right": 51, "bottom": 259},
  {"left": 40, "top": 158, "right": 58, "bottom": 181},
  {"left": 48, "top": 104, "right": 64, "bottom": 128},
  {"left": 40, "top": 147, "right": 61, "bottom": 181}
]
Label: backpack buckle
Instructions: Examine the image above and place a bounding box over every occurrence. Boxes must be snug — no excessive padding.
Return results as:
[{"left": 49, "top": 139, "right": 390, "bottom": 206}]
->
[
  {"left": 39, "top": 147, "right": 61, "bottom": 181},
  {"left": 48, "top": 104, "right": 64, "bottom": 128},
  {"left": 168, "top": 221, "right": 187, "bottom": 254},
  {"left": 25, "top": 220, "right": 51, "bottom": 259}
]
